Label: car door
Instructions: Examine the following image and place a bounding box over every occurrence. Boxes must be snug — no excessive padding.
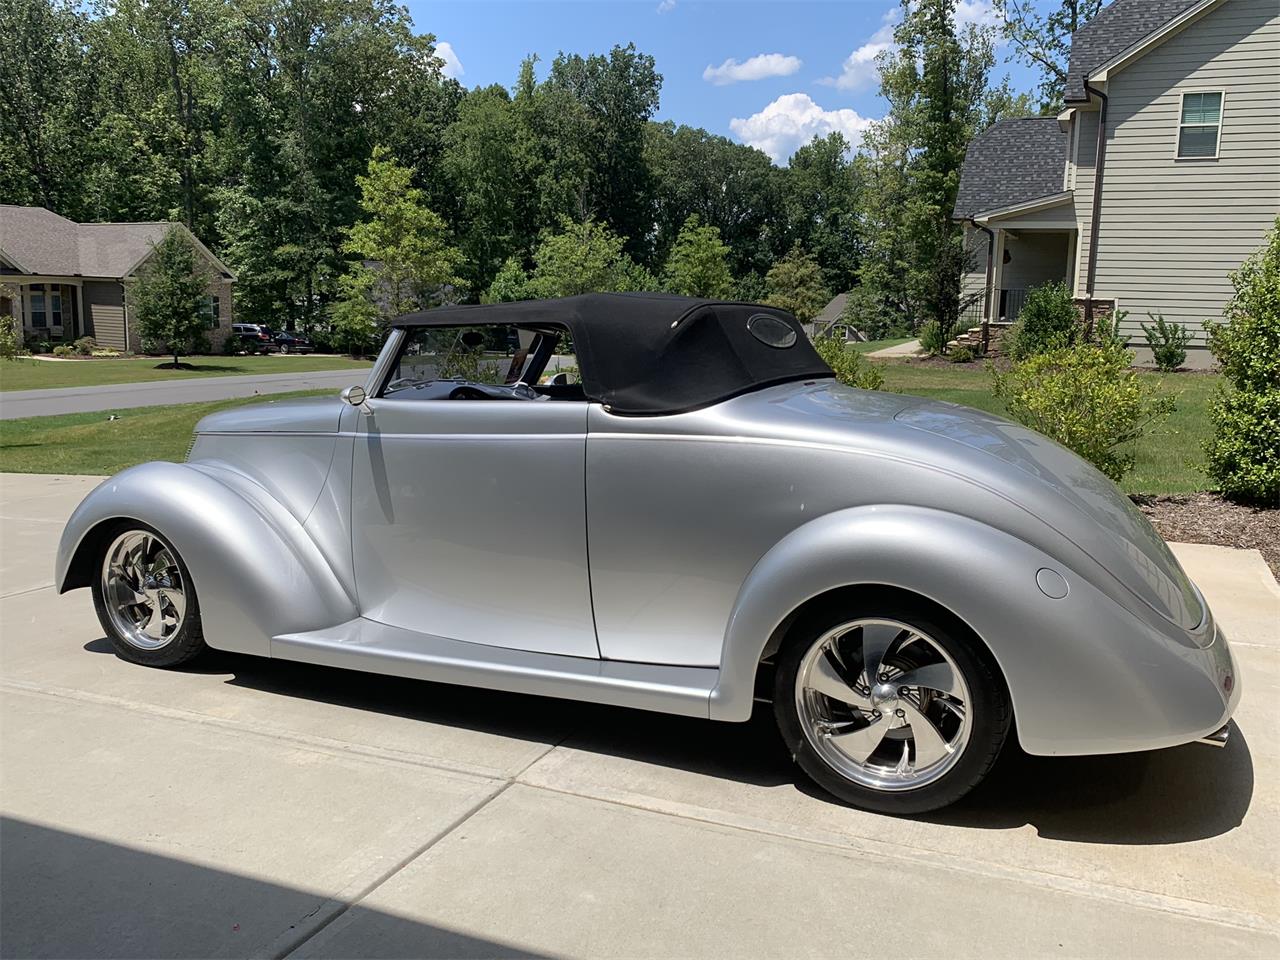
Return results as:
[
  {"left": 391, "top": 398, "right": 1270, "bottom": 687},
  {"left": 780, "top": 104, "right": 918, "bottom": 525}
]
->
[{"left": 349, "top": 395, "right": 599, "bottom": 659}]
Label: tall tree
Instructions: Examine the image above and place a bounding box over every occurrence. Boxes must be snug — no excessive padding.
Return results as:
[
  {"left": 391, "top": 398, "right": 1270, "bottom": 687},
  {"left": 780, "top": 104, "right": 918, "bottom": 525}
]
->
[
  {"left": 995, "top": 0, "right": 1103, "bottom": 111},
  {"left": 765, "top": 246, "right": 830, "bottom": 324},
  {"left": 663, "top": 216, "right": 734, "bottom": 298},
  {"left": 523, "top": 217, "right": 653, "bottom": 299},
  {"left": 784, "top": 133, "right": 863, "bottom": 294},
  {"left": 132, "top": 227, "right": 210, "bottom": 368}
]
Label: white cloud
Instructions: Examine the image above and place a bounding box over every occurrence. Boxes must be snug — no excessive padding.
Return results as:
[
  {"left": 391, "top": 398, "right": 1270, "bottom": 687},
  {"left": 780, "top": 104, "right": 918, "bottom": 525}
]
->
[
  {"left": 955, "top": 0, "right": 1000, "bottom": 31},
  {"left": 729, "top": 93, "right": 874, "bottom": 164},
  {"left": 657, "top": 0, "right": 676, "bottom": 13},
  {"left": 821, "top": 11, "right": 897, "bottom": 92},
  {"left": 436, "top": 41, "right": 464, "bottom": 79},
  {"left": 703, "top": 53, "right": 803, "bottom": 86}
]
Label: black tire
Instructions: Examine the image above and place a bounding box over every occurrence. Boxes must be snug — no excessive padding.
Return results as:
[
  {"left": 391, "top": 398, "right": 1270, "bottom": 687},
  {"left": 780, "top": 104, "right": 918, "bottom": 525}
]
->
[
  {"left": 91, "top": 522, "right": 207, "bottom": 668},
  {"left": 773, "top": 596, "right": 1010, "bottom": 814},
  {"left": 279, "top": 343, "right": 290, "bottom": 354}
]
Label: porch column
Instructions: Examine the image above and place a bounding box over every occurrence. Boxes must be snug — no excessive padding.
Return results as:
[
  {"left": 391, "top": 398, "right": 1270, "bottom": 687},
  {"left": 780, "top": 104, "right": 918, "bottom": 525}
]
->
[
  {"left": 74, "top": 283, "right": 84, "bottom": 339},
  {"left": 989, "top": 229, "right": 1006, "bottom": 322}
]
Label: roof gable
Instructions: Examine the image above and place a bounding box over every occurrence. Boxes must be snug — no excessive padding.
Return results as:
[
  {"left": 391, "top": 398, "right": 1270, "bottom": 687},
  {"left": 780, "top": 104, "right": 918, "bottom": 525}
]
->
[
  {"left": 1065, "top": 0, "right": 1204, "bottom": 101},
  {"left": 953, "top": 118, "right": 1068, "bottom": 219}
]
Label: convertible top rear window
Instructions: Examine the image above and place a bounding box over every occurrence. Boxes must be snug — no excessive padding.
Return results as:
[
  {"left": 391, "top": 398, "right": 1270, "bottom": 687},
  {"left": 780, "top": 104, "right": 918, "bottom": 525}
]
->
[{"left": 391, "top": 293, "right": 833, "bottom": 415}]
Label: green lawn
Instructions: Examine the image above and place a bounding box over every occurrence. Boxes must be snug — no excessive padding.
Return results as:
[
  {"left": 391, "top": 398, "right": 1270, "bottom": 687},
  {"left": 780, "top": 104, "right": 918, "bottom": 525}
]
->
[
  {"left": 1, "top": 361, "right": 1220, "bottom": 494},
  {"left": 0, "top": 354, "right": 372, "bottom": 392},
  {"left": 0, "top": 390, "right": 333, "bottom": 476},
  {"left": 851, "top": 337, "right": 914, "bottom": 354},
  {"left": 873, "top": 359, "right": 1219, "bottom": 495}
]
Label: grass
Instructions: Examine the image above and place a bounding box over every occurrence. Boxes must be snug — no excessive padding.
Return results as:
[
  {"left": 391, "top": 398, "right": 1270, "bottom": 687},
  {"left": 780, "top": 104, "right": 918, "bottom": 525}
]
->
[
  {"left": 872, "top": 359, "right": 1220, "bottom": 495},
  {"left": 851, "top": 337, "right": 913, "bottom": 354},
  {"left": 0, "top": 354, "right": 372, "bottom": 392},
  {"left": 0, "top": 390, "right": 333, "bottom": 476},
  {"left": 1, "top": 360, "right": 1220, "bottom": 495}
]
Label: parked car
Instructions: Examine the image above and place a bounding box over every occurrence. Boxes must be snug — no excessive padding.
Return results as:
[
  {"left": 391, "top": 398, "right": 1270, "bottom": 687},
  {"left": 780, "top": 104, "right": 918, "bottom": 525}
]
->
[
  {"left": 269, "top": 330, "right": 314, "bottom": 354},
  {"left": 56, "top": 294, "right": 1239, "bottom": 813},
  {"left": 230, "top": 323, "right": 275, "bottom": 355}
]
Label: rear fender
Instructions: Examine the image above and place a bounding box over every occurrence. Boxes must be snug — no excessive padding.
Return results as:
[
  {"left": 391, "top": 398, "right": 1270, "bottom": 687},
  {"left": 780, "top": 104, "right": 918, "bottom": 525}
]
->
[
  {"left": 712, "top": 506, "right": 1233, "bottom": 756},
  {"left": 56, "top": 461, "right": 357, "bottom": 656}
]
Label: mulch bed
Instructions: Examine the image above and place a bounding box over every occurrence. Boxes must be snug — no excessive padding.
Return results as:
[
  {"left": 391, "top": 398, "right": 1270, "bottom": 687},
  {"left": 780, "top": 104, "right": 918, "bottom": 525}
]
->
[{"left": 1133, "top": 492, "right": 1280, "bottom": 578}]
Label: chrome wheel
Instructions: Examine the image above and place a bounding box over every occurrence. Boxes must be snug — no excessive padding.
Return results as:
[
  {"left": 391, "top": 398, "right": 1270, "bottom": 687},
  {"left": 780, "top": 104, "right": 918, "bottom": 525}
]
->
[
  {"left": 796, "top": 618, "right": 972, "bottom": 792},
  {"left": 101, "top": 530, "right": 188, "bottom": 651}
]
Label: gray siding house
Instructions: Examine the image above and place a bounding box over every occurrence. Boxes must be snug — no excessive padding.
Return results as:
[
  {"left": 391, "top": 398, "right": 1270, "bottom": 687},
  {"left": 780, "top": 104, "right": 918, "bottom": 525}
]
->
[
  {"left": 0, "top": 205, "right": 235, "bottom": 353},
  {"left": 955, "top": 0, "right": 1280, "bottom": 365}
]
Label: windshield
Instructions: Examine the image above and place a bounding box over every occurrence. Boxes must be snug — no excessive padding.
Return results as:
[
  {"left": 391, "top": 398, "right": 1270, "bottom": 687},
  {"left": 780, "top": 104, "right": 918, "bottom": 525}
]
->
[{"left": 383, "top": 324, "right": 568, "bottom": 398}]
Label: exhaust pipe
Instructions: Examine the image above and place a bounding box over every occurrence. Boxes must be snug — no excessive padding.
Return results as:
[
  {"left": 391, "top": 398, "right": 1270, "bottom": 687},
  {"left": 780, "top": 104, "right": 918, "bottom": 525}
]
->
[{"left": 1196, "top": 724, "right": 1230, "bottom": 748}]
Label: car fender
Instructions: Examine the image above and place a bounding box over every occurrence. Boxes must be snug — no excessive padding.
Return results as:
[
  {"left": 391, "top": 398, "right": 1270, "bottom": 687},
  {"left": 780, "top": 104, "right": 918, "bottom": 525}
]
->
[
  {"left": 56, "top": 461, "right": 358, "bottom": 657},
  {"left": 711, "top": 505, "right": 1234, "bottom": 756}
]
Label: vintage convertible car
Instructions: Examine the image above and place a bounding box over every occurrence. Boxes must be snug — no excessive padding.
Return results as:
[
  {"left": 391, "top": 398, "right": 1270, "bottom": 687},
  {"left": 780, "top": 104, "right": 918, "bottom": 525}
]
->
[{"left": 56, "top": 294, "right": 1239, "bottom": 813}]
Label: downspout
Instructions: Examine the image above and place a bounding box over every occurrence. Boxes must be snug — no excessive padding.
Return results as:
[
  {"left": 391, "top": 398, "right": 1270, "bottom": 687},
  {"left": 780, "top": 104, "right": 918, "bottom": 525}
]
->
[
  {"left": 968, "top": 218, "right": 996, "bottom": 353},
  {"left": 1083, "top": 78, "right": 1109, "bottom": 332}
]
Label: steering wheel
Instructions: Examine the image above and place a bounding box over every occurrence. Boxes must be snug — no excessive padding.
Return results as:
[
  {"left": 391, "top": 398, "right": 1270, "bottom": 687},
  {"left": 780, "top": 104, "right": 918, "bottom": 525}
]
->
[{"left": 448, "top": 385, "right": 492, "bottom": 401}]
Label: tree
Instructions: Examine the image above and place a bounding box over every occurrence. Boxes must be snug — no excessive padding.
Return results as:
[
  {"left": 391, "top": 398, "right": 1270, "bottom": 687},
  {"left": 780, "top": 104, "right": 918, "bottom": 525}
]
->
[
  {"left": 132, "top": 227, "right": 208, "bottom": 368},
  {"left": 333, "top": 147, "right": 462, "bottom": 352},
  {"left": 663, "top": 216, "right": 734, "bottom": 298},
  {"left": 0, "top": 283, "right": 25, "bottom": 360},
  {"left": 783, "top": 133, "right": 862, "bottom": 294},
  {"left": 995, "top": 0, "right": 1103, "bottom": 111},
  {"left": 525, "top": 217, "right": 653, "bottom": 299},
  {"left": 765, "top": 246, "right": 830, "bottom": 324}
]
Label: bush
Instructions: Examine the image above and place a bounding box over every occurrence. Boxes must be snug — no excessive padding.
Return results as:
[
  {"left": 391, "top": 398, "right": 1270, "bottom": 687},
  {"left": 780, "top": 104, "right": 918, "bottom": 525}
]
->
[
  {"left": 948, "top": 345, "right": 976, "bottom": 363},
  {"left": 52, "top": 344, "right": 76, "bottom": 358},
  {"left": 992, "top": 338, "right": 1174, "bottom": 481},
  {"left": 1006, "top": 281, "right": 1078, "bottom": 360},
  {"left": 0, "top": 314, "right": 25, "bottom": 360},
  {"left": 72, "top": 336, "right": 96, "bottom": 356},
  {"left": 813, "top": 335, "right": 884, "bottom": 391},
  {"left": 918, "top": 320, "right": 947, "bottom": 356},
  {"left": 1204, "top": 218, "right": 1280, "bottom": 502},
  {"left": 1140, "top": 313, "right": 1190, "bottom": 371}
]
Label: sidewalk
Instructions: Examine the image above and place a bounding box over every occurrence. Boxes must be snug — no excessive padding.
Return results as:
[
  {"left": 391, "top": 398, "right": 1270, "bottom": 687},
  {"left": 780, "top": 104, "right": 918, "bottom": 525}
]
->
[{"left": 1, "top": 473, "right": 1276, "bottom": 958}]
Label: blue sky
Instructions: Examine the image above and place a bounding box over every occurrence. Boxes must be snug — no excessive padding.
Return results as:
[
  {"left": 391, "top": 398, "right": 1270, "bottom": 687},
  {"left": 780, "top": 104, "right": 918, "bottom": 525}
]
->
[{"left": 404, "top": 0, "right": 1041, "bottom": 164}]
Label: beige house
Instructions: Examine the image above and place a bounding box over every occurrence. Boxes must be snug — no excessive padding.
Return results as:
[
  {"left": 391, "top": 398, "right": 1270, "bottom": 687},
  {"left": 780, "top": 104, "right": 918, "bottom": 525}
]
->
[
  {"left": 955, "top": 0, "right": 1280, "bottom": 366},
  {"left": 0, "top": 205, "right": 235, "bottom": 353}
]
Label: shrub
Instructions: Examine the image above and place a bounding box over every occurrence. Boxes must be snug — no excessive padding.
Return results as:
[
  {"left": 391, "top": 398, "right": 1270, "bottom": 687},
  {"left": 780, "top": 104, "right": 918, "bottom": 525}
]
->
[
  {"left": 948, "top": 345, "right": 976, "bottom": 363},
  {"left": 72, "top": 336, "right": 96, "bottom": 356},
  {"left": 52, "top": 344, "right": 76, "bottom": 358},
  {"left": 918, "top": 320, "right": 947, "bottom": 356},
  {"left": 0, "top": 314, "right": 25, "bottom": 360},
  {"left": 992, "top": 338, "right": 1174, "bottom": 481},
  {"left": 1204, "top": 218, "right": 1280, "bottom": 502},
  {"left": 1006, "top": 281, "right": 1078, "bottom": 360},
  {"left": 813, "top": 335, "right": 885, "bottom": 391},
  {"left": 1140, "top": 313, "right": 1190, "bottom": 371}
]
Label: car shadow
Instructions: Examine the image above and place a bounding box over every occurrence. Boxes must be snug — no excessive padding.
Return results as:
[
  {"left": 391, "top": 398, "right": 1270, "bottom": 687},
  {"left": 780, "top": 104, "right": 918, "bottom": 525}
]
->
[{"left": 82, "top": 639, "right": 1255, "bottom": 842}]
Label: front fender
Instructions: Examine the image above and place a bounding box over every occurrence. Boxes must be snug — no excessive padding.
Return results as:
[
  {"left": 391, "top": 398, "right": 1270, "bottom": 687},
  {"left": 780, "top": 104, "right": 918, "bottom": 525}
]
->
[
  {"left": 57, "top": 461, "right": 358, "bottom": 656},
  {"left": 711, "top": 506, "right": 1235, "bottom": 756}
]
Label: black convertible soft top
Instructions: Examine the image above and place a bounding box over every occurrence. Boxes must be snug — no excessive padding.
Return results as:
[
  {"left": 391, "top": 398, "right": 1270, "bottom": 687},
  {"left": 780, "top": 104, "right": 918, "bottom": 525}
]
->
[{"left": 392, "top": 293, "right": 834, "bottom": 415}]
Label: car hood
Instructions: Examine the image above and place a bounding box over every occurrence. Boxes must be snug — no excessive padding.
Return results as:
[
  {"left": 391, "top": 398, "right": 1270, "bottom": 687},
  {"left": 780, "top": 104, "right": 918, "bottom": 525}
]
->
[
  {"left": 195, "top": 396, "right": 345, "bottom": 435},
  {"left": 739, "top": 382, "right": 1202, "bottom": 630}
]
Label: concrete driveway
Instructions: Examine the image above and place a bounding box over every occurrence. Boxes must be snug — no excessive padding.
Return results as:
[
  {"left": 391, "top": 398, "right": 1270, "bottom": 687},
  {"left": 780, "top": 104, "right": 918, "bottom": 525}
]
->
[
  {"left": 0, "top": 369, "right": 368, "bottom": 420},
  {"left": 1, "top": 472, "right": 1277, "bottom": 959}
]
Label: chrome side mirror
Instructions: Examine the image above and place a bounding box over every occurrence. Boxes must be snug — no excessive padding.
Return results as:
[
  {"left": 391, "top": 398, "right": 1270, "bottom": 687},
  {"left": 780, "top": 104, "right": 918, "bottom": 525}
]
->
[{"left": 341, "top": 384, "right": 368, "bottom": 407}]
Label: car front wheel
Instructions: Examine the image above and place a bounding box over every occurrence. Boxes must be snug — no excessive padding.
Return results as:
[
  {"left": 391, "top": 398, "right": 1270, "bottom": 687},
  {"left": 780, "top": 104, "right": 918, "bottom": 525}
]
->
[
  {"left": 773, "top": 601, "right": 1010, "bottom": 814},
  {"left": 91, "top": 526, "right": 206, "bottom": 668}
]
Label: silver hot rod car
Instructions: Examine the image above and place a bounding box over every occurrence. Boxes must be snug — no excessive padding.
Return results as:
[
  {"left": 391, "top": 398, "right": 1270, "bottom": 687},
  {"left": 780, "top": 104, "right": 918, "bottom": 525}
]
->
[{"left": 57, "top": 294, "right": 1239, "bottom": 813}]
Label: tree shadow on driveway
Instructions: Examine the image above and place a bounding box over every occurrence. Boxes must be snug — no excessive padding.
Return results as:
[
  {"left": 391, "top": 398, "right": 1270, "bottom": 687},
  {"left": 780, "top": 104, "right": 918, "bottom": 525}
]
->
[{"left": 82, "top": 639, "right": 1255, "bottom": 844}]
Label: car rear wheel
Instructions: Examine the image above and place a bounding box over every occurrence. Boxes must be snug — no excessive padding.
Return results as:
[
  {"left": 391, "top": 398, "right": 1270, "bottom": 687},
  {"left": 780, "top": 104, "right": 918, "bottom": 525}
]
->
[
  {"left": 773, "top": 600, "right": 1010, "bottom": 814},
  {"left": 91, "top": 525, "right": 206, "bottom": 667},
  {"left": 279, "top": 343, "right": 290, "bottom": 354}
]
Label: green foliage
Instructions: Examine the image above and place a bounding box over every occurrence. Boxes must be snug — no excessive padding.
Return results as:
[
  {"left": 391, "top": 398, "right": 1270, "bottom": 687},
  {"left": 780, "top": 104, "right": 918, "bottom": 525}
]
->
[
  {"left": 132, "top": 227, "right": 209, "bottom": 367},
  {"left": 525, "top": 217, "right": 653, "bottom": 298},
  {"left": 813, "top": 335, "right": 885, "bottom": 391},
  {"left": 918, "top": 320, "right": 947, "bottom": 356},
  {"left": 1140, "top": 314, "right": 1191, "bottom": 372},
  {"left": 0, "top": 283, "right": 24, "bottom": 360},
  {"left": 52, "top": 344, "right": 76, "bottom": 358},
  {"left": 1204, "top": 219, "right": 1280, "bottom": 502},
  {"left": 994, "top": 1, "right": 1104, "bottom": 111},
  {"left": 992, "top": 339, "right": 1174, "bottom": 481},
  {"left": 1006, "top": 281, "right": 1079, "bottom": 360},
  {"left": 73, "top": 336, "right": 96, "bottom": 357},
  {"left": 662, "top": 216, "right": 734, "bottom": 298},
  {"left": 764, "top": 246, "right": 829, "bottom": 323},
  {"left": 948, "top": 345, "right": 976, "bottom": 363},
  {"left": 733, "top": 271, "right": 767, "bottom": 304},
  {"left": 485, "top": 257, "right": 532, "bottom": 303},
  {"left": 783, "top": 133, "right": 862, "bottom": 293}
]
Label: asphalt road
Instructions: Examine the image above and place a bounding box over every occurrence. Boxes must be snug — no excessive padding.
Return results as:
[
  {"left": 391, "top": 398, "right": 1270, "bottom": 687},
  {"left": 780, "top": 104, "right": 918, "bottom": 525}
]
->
[
  {"left": 0, "top": 368, "right": 368, "bottom": 420},
  {"left": 1, "top": 473, "right": 1277, "bottom": 958}
]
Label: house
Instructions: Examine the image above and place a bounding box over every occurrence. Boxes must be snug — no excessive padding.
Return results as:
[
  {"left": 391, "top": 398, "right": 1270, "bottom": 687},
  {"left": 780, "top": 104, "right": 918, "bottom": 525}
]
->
[
  {"left": 954, "top": 0, "right": 1280, "bottom": 366},
  {"left": 0, "top": 205, "right": 235, "bottom": 353}
]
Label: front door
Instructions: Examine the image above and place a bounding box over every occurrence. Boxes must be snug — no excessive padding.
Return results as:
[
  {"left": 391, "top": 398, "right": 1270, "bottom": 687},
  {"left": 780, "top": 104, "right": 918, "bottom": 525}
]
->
[{"left": 349, "top": 393, "right": 598, "bottom": 660}]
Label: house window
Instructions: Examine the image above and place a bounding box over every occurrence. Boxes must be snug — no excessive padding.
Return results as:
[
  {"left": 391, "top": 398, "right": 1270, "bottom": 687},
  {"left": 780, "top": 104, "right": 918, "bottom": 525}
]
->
[
  {"left": 27, "top": 283, "right": 64, "bottom": 329},
  {"left": 1177, "top": 91, "right": 1222, "bottom": 159},
  {"left": 30, "top": 285, "right": 46, "bottom": 328},
  {"left": 201, "top": 294, "right": 221, "bottom": 329}
]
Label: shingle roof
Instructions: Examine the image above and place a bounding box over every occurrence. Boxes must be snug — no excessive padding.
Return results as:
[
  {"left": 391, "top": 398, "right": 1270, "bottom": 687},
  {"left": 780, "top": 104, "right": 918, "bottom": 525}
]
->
[
  {"left": 0, "top": 205, "right": 226, "bottom": 279},
  {"left": 953, "top": 118, "right": 1067, "bottom": 219},
  {"left": 1065, "top": 0, "right": 1203, "bottom": 102}
]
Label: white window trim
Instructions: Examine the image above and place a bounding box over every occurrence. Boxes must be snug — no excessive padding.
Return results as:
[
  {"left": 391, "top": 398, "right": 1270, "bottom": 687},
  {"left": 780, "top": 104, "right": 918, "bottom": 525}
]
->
[{"left": 1174, "top": 88, "right": 1224, "bottom": 161}]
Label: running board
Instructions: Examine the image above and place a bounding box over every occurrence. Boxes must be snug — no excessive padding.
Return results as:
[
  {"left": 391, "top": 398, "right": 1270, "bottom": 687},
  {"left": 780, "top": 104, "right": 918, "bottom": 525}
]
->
[{"left": 272, "top": 618, "right": 718, "bottom": 719}]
